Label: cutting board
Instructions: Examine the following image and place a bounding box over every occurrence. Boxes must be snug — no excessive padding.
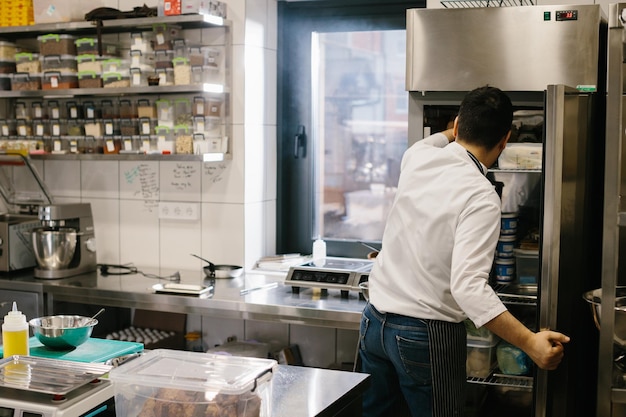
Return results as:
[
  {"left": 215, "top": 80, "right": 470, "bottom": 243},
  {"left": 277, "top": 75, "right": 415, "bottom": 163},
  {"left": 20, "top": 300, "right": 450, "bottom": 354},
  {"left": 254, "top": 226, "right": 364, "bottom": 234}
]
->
[{"left": 1, "top": 337, "right": 143, "bottom": 363}]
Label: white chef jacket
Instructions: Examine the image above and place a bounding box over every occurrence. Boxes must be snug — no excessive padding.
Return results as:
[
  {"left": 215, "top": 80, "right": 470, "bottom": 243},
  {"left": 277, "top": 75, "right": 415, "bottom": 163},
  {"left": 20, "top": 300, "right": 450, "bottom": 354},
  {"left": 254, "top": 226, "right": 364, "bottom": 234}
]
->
[{"left": 369, "top": 132, "right": 507, "bottom": 328}]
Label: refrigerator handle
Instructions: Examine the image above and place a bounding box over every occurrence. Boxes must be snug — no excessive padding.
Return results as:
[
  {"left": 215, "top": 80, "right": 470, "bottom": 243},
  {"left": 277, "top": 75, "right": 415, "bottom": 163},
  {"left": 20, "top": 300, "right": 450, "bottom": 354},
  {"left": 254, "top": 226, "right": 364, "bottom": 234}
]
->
[{"left": 293, "top": 125, "right": 307, "bottom": 159}]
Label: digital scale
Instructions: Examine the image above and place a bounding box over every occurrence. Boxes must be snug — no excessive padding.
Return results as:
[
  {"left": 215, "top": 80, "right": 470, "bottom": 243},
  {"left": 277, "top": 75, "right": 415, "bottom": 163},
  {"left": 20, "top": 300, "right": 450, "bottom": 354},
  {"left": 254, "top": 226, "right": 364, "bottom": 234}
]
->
[{"left": 284, "top": 257, "right": 373, "bottom": 298}]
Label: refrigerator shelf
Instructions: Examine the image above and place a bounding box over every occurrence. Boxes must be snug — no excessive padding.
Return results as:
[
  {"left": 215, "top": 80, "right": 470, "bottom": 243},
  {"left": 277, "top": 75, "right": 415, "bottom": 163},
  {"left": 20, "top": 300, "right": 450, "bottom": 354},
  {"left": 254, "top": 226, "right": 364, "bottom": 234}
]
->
[{"left": 467, "top": 373, "right": 533, "bottom": 389}]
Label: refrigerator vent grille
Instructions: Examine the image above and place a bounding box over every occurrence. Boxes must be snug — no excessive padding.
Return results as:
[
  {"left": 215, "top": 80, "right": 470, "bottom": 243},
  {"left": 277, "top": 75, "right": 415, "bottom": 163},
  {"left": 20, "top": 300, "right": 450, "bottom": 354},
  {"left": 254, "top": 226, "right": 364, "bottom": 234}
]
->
[{"left": 441, "top": 0, "right": 534, "bottom": 8}]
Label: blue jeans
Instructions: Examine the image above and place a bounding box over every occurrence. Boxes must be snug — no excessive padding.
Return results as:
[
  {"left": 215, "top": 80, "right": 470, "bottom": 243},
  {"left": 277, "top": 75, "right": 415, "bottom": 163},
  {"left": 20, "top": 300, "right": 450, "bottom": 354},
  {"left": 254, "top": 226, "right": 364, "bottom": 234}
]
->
[{"left": 359, "top": 302, "right": 432, "bottom": 417}]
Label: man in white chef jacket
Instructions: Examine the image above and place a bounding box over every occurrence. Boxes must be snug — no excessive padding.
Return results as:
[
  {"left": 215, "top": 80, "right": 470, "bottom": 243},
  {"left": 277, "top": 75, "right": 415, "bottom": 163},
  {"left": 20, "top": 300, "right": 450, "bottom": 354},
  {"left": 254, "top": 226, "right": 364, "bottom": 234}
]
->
[{"left": 358, "top": 86, "right": 570, "bottom": 417}]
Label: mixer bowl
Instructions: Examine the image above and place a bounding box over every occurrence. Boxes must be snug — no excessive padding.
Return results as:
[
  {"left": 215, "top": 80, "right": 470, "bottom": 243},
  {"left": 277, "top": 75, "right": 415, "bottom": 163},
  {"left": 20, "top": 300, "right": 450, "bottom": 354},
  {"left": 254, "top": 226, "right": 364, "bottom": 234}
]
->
[
  {"left": 32, "top": 227, "right": 77, "bottom": 270},
  {"left": 29, "top": 315, "right": 97, "bottom": 350},
  {"left": 583, "top": 287, "right": 626, "bottom": 348}
]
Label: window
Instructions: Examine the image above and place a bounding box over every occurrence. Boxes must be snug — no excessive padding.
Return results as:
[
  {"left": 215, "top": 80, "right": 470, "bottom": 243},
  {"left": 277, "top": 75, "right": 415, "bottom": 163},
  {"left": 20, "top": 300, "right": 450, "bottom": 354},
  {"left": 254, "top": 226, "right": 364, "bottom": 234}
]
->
[{"left": 277, "top": 1, "right": 424, "bottom": 257}]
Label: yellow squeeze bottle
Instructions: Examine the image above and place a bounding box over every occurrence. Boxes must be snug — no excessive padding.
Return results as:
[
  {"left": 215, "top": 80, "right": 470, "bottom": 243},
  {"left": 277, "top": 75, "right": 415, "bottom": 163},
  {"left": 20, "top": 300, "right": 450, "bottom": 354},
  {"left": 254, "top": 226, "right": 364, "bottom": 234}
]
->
[{"left": 2, "top": 302, "right": 29, "bottom": 358}]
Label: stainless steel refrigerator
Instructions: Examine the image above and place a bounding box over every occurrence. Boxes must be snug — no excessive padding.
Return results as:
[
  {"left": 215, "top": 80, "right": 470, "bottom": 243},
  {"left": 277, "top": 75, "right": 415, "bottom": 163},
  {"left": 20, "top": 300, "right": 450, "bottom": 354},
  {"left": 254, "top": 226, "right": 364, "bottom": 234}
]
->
[{"left": 406, "top": 5, "right": 606, "bottom": 417}]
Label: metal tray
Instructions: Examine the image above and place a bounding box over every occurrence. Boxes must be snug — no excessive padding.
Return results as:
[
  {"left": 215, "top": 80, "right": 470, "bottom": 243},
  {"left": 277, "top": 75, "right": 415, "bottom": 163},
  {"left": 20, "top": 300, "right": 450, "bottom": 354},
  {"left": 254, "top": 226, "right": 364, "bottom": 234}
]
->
[
  {"left": 152, "top": 283, "right": 213, "bottom": 296},
  {"left": 0, "top": 355, "right": 111, "bottom": 395}
]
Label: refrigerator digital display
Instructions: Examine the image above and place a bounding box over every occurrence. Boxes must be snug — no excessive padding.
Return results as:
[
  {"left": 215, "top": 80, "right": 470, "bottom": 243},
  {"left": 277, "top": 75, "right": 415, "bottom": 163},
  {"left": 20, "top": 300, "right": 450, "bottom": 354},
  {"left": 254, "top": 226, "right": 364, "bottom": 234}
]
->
[{"left": 556, "top": 10, "right": 578, "bottom": 21}]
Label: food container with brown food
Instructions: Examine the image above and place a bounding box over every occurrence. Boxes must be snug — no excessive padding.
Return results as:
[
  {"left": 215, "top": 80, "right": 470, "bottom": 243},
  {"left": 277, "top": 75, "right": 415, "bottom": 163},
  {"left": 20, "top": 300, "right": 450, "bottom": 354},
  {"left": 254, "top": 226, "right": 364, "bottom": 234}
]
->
[
  {"left": 102, "top": 71, "right": 130, "bottom": 88},
  {"left": 84, "top": 121, "right": 103, "bottom": 137},
  {"left": 43, "top": 71, "right": 78, "bottom": 90},
  {"left": 11, "top": 73, "right": 42, "bottom": 91},
  {"left": 37, "top": 34, "right": 76, "bottom": 56},
  {"left": 120, "top": 119, "right": 137, "bottom": 136},
  {"left": 0, "top": 59, "right": 16, "bottom": 74},
  {"left": 75, "top": 37, "right": 119, "bottom": 56},
  {"left": 15, "top": 52, "right": 40, "bottom": 74},
  {"left": 78, "top": 71, "right": 102, "bottom": 88},
  {"left": 109, "top": 349, "right": 276, "bottom": 417},
  {"left": 155, "top": 50, "right": 174, "bottom": 69},
  {"left": 137, "top": 99, "right": 156, "bottom": 119},
  {"left": 0, "top": 41, "right": 16, "bottom": 59},
  {"left": 42, "top": 54, "right": 77, "bottom": 73},
  {"left": 119, "top": 100, "right": 137, "bottom": 119}
]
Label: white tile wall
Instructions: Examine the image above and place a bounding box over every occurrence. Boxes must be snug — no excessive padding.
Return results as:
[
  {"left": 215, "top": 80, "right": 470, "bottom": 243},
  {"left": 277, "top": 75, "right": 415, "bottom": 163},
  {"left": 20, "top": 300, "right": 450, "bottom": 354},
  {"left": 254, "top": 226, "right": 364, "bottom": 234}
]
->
[{"left": 37, "top": 0, "right": 349, "bottom": 370}]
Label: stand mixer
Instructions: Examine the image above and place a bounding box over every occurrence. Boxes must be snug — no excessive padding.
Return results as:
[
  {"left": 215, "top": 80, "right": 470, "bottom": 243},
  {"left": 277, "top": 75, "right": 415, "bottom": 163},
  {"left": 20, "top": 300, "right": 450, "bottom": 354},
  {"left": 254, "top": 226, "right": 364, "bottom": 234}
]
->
[{"left": 32, "top": 203, "right": 97, "bottom": 279}]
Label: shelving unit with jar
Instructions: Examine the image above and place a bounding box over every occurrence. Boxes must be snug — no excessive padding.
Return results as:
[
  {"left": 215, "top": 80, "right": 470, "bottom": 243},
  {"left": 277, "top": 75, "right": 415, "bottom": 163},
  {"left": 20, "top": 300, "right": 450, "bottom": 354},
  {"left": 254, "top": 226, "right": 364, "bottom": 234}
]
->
[{"left": 0, "top": 14, "right": 231, "bottom": 162}]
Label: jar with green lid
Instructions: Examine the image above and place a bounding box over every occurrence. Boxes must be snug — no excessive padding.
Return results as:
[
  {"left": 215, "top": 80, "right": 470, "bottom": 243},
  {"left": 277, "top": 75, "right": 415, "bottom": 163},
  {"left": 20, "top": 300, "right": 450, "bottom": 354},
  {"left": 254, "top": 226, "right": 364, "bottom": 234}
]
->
[
  {"left": 15, "top": 52, "right": 40, "bottom": 74},
  {"left": 155, "top": 125, "right": 174, "bottom": 154},
  {"left": 172, "top": 57, "right": 191, "bottom": 85},
  {"left": 174, "top": 124, "right": 193, "bottom": 154}
]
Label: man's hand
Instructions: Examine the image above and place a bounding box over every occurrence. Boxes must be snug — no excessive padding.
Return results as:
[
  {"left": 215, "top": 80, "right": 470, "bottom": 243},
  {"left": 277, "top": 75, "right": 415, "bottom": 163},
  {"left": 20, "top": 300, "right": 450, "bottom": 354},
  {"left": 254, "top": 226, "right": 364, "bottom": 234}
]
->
[{"left": 524, "top": 330, "right": 570, "bottom": 370}]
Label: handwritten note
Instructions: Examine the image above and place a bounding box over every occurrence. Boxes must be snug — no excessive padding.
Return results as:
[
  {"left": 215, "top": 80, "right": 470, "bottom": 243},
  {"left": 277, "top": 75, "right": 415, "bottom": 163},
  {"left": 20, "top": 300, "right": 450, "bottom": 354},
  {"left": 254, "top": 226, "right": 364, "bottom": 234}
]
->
[
  {"left": 203, "top": 163, "right": 227, "bottom": 184},
  {"left": 170, "top": 163, "right": 197, "bottom": 191},
  {"left": 122, "top": 162, "right": 159, "bottom": 211}
]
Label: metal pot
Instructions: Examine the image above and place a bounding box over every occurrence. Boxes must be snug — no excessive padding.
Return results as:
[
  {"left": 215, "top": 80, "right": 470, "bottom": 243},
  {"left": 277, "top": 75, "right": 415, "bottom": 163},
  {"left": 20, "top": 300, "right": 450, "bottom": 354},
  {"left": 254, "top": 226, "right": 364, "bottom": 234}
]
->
[
  {"left": 31, "top": 227, "right": 77, "bottom": 270},
  {"left": 583, "top": 286, "right": 626, "bottom": 348}
]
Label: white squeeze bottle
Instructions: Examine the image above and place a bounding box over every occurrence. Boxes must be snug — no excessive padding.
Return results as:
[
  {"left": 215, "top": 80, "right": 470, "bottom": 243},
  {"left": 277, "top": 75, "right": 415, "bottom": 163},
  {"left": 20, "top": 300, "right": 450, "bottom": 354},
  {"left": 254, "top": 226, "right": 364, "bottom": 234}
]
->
[
  {"left": 313, "top": 237, "right": 326, "bottom": 267},
  {"left": 2, "top": 302, "right": 29, "bottom": 358}
]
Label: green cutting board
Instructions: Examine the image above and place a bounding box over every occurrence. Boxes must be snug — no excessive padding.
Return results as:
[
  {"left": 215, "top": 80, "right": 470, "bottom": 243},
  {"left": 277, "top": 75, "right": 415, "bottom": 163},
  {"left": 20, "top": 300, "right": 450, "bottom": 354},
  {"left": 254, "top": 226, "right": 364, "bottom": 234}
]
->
[{"left": 1, "top": 337, "right": 143, "bottom": 363}]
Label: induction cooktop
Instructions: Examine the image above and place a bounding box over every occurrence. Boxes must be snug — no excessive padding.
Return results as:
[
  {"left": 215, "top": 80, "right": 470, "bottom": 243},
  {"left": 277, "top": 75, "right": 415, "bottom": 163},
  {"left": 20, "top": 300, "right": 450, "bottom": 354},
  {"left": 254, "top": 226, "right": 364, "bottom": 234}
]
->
[{"left": 284, "top": 257, "right": 373, "bottom": 297}]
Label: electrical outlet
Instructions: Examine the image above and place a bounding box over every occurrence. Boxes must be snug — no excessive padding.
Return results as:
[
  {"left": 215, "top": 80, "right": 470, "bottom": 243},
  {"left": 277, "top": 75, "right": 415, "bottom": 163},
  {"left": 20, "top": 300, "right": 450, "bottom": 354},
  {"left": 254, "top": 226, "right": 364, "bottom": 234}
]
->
[{"left": 158, "top": 202, "right": 199, "bottom": 220}]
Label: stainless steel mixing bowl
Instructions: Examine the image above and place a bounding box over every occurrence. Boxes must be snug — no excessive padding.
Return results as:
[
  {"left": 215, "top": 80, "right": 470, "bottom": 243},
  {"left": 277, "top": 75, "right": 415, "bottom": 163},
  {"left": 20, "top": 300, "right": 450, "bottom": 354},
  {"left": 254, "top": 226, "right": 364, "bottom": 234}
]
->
[
  {"left": 583, "top": 287, "right": 626, "bottom": 348},
  {"left": 29, "top": 315, "right": 97, "bottom": 350},
  {"left": 31, "top": 227, "right": 77, "bottom": 270}
]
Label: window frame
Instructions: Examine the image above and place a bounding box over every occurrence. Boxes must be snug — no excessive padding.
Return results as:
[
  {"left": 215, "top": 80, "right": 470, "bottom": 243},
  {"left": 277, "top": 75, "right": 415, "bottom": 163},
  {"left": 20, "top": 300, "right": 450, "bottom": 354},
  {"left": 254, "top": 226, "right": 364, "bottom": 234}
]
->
[{"left": 277, "top": 0, "right": 425, "bottom": 257}]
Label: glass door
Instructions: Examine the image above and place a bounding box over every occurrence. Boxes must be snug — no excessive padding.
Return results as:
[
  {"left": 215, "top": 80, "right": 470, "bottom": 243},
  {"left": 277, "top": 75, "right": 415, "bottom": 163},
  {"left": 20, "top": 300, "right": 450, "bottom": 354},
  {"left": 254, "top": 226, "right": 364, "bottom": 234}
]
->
[{"left": 277, "top": 0, "right": 422, "bottom": 257}]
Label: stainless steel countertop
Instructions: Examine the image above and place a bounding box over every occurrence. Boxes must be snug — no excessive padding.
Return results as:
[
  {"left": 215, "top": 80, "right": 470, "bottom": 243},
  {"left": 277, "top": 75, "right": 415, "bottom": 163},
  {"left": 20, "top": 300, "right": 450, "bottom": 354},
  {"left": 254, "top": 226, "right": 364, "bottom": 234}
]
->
[
  {"left": 0, "top": 268, "right": 366, "bottom": 330},
  {"left": 273, "top": 364, "right": 369, "bottom": 417}
]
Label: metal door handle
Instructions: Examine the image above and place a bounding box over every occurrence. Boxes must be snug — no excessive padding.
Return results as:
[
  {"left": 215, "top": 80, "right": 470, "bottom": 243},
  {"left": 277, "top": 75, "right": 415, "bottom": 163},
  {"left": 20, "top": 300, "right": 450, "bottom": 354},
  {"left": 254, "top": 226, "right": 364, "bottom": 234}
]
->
[{"left": 293, "top": 125, "right": 307, "bottom": 159}]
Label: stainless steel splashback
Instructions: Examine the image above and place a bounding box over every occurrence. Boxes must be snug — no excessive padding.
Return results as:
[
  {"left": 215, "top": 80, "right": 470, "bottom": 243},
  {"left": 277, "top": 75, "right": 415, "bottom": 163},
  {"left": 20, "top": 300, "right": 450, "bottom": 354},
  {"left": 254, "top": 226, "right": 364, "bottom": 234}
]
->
[{"left": 406, "top": 5, "right": 604, "bottom": 92}]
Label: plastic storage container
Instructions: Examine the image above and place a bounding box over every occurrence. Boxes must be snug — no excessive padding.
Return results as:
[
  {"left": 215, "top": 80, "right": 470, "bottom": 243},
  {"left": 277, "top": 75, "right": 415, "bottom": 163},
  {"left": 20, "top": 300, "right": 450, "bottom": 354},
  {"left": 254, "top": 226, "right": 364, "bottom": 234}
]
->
[
  {"left": 172, "top": 57, "right": 191, "bottom": 85},
  {"left": 78, "top": 71, "right": 102, "bottom": 88},
  {"left": 15, "top": 52, "right": 41, "bottom": 74},
  {"left": 496, "top": 235, "right": 516, "bottom": 258},
  {"left": 11, "top": 73, "right": 41, "bottom": 91},
  {"left": 514, "top": 249, "right": 539, "bottom": 285},
  {"left": 464, "top": 319, "right": 498, "bottom": 344},
  {"left": 41, "top": 54, "right": 77, "bottom": 73},
  {"left": 0, "top": 41, "right": 16, "bottom": 60},
  {"left": 43, "top": 71, "right": 78, "bottom": 89},
  {"left": 0, "top": 60, "right": 16, "bottom": 74},
  {"left": 0, "top": 74, "right": 10, "bottom": 91},
  {"left": 38, "top": 34, "right": 77, "bottom": 56},
  {"left": 76, "top": 54, "right": 103, "bottom": 73},
  {"left": 466, "top": 338, "right": 497, "bottom": 379},
  {"left": 108, "top": 349, "right": 276, "bottom": 417},
  {"left": 75, "top": 37, "right": 119, "bottom": 56},
  {"left": 495, "top": 258, "right": 515, "bottom": 284},
  {"left": 102, "top": 71, "right": 130, "bottom": 88},
  {"left": 102, "top": 58, "right": 129, "bottom": 74}
]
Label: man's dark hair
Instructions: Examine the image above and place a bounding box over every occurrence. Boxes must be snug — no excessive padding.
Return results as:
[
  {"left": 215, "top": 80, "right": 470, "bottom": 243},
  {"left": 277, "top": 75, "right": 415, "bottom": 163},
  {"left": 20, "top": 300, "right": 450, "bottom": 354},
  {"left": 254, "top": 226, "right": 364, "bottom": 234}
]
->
[{"left": 457, "top": 86, "right": 513, "bottom": 150}]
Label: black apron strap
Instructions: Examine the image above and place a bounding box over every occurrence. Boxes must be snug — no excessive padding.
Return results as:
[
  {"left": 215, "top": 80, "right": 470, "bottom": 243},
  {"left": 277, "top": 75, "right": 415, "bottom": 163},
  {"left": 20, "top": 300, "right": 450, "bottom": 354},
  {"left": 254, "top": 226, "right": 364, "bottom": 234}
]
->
[{"left": 426, "top": 320, "right": 467, "bottom": 417}]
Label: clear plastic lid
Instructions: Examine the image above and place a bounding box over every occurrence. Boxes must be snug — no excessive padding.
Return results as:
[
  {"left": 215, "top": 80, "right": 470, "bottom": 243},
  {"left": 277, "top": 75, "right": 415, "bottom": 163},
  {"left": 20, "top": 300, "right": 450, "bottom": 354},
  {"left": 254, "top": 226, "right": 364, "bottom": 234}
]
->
[
  {"left": 108, "top": 349, "right": 276, "bottom": 395},
  {"left": 0, "top": 153, "right": 52, "bottom": 212}
]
